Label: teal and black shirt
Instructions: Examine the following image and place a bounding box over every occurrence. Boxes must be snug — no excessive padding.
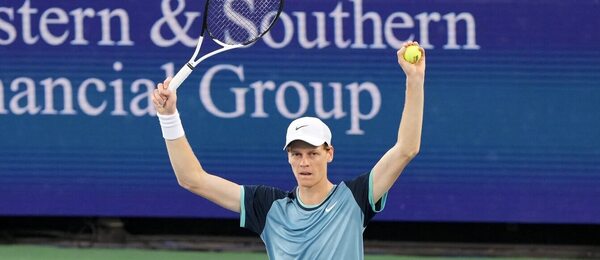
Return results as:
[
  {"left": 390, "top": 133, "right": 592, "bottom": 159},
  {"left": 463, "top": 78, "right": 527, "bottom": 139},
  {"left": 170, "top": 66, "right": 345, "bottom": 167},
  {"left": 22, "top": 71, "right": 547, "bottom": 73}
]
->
[{"left": 240, "top": 171, "right": 388, "bottom": 260}]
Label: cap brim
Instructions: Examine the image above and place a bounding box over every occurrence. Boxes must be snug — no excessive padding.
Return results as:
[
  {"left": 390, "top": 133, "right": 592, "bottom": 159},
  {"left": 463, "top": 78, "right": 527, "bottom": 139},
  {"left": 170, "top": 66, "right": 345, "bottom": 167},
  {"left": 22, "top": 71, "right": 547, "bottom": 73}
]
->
[{"left": 283, "top": 134, "right": 326, "bottom": 150}]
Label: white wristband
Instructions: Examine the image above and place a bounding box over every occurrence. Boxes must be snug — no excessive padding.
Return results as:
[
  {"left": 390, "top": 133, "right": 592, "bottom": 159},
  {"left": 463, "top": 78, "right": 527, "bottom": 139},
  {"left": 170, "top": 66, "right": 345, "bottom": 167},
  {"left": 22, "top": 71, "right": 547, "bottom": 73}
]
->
[{"left": 157, "top": 110, "right": 185, "bottom": 140}]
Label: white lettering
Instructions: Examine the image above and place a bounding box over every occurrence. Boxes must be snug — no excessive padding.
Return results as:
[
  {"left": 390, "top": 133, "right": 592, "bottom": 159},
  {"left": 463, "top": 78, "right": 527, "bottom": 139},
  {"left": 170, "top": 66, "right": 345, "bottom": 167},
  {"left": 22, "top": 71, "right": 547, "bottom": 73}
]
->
[
  {"left": 110, "top": 61, "right": 127, "bottom": 115},
  {"left": 0, "top": 80, "right": 7, "bottom": 114},
  {"left": 250, "top": 80, "right": 276, "bottom": 118},
  {"left": 78, "top": 78, "right": 107, "bottom": 116},
  {"left": 69, "top": 8, "right": 95, "bottom": 45},
  {"left": 196, "top": 64, "right": 382, "bottom": 134},
  {"left": 17, "top": 0, "right": 38, "bottom": 45},
  {"left": 39, "top": 7, "right": 69, "bottom": 45},
  {"left": 329, "top": 3, "right": 350, "bottom": 49},
  {"left": 415, "top": 12, "right": 440, "bottom": 49},
  {"left": 262, "top": 12, "right": 294, "bottom": 49},
  {"left": 294, "top": 11, "right": 330, "bottom": 49},
  {"left": 1, "top": 0, "right": 480, "bottom": 50},
  {"left": 2, "top": 1, "right": 134, "bottom": 46},
  {"left": 200, "top": 64, "right": 248, "bottom": 118},
  {"left": 276, "top": 81, "right": 309, "bottom": 118},
  {"left": 0, "top": 61, "right": 385, "bottom": 135},
  {"left": 0, "top": 7, "right": 17, "bottom": 45},
  {"left": 161, "top": 62, "right": 175, "bottom": 78},
  {"left": 310, "top": 82, "right": 346, "bottom": 119},
  {"left": 40, "top": 77, "right": 76, "bottom": 115},
  {"left": 130, "top": 79, "right": 155, "bottom": 116},
  {"left": 443, "top": 12, "right": 480, "bottom": 50},
  {"left": 109, "top": 80, "right": 126, "bottom": 116},
  {"left": 345, "top": 82, "right": 381, "bottom": 135},
  {"left": 224, "top": 0, "right": 257, "bottom": 43},
  {"left": 350, "top": 0, "right": 385, "bottom": 49},
  {"left": 150, "top": 0, "right": 199, "bottom": 47},
  {"left": 9, "top": 77, "right": 40, "bottom": 115},
  {"left": 97, "top": 8, "right": 133, "bottom": 46},
  {"left": 384, "top": 12, "right": 414, "bottom": 49}
]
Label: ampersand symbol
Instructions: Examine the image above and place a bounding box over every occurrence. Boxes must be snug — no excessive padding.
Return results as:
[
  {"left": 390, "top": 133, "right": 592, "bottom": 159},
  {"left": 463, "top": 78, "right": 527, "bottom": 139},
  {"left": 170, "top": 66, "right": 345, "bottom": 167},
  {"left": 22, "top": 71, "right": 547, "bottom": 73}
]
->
[{"left": 151, "top": 0, "right": 201, "bottom": 47}]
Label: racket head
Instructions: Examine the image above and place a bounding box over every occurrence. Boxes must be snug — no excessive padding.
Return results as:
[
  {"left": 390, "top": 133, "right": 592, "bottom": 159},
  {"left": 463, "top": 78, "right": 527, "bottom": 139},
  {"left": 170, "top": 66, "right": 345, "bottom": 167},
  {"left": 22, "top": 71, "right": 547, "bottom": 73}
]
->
[{"left": 205, "top": 0, "right": 284, "bottom": 46}]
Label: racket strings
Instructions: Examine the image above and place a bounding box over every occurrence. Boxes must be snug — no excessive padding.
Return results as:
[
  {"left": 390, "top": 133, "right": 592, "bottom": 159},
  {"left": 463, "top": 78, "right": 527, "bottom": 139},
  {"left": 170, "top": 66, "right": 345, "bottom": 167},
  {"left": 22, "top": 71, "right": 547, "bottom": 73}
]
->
[{"left": 207, "top": 0, "right": 281, "bottom": 45}]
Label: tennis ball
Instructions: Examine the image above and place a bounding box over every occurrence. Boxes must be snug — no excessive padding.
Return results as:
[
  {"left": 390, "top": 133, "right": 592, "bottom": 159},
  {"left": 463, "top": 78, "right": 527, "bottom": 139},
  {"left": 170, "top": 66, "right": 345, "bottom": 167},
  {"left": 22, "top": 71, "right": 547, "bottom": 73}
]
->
[{"left": 403, "top": 45, "right": 422, "bottom": 64}]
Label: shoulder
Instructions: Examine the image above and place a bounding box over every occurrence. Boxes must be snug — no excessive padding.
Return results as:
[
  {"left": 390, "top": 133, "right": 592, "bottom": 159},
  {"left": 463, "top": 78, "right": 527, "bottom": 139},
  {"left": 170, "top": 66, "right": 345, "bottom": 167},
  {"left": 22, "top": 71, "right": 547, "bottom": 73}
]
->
[
  {"left": 240, "top": 185, "right": 292, "bottom": 234},
  {"left": 342, "top": 172, "right": 371, "bottom": 191},
  {"left": 243, "top": 185, "right": 291, "bottom": 203}
]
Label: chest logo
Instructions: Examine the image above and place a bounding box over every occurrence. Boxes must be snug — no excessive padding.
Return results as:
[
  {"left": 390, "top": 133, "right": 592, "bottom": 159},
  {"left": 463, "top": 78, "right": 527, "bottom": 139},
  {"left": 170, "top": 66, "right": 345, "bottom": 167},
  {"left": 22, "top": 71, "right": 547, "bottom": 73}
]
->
[{"left": 325, "top": 202, "right": 338, "bottom": 213}]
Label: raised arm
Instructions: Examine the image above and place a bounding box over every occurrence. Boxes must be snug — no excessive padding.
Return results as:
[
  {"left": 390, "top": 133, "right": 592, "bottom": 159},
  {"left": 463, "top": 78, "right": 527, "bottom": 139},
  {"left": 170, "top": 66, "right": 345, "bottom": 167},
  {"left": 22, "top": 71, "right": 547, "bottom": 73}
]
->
[
  {"left": 152, "top": 78, "right": 241, "bottom": 213},
  {"left": 371, "top": 42, "right": 425, "bottom": 202}
]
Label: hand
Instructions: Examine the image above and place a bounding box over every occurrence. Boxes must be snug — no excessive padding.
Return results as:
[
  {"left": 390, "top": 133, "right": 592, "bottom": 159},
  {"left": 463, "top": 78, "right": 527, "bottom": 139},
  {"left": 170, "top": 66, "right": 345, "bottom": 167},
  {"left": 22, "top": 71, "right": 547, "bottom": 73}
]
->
[
  {"left": 152, "top": 77, "right": 178, "bottom": 115},
  {"left": 397, "top": 41, "right": 426, "bottom": 86}
]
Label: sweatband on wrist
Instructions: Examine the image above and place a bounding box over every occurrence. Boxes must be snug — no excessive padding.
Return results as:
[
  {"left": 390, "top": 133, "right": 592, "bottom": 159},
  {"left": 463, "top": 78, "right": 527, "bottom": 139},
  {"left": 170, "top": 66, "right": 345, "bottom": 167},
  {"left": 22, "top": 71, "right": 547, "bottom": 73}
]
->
[{"left": 157, "top": 110, "right": 185, "bottom": 140}]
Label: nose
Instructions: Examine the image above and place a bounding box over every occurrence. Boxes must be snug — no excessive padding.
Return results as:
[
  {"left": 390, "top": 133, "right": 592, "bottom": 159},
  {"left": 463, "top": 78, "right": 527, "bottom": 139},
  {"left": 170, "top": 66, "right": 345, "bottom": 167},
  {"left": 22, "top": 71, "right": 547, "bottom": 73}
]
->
[{"left": 299, "top": 156, "right": 309, "bottom": 167}]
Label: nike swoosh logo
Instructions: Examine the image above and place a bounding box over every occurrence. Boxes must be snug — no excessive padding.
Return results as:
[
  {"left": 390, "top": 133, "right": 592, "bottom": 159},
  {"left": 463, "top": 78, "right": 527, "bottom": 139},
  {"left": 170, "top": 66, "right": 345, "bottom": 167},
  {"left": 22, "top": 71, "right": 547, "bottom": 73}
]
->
[
  {"left": 325, "top": 202, "right": 337, "bottom": 213},
  {"left": 295, "top": 125, "right": 309, "bottom": 131}
]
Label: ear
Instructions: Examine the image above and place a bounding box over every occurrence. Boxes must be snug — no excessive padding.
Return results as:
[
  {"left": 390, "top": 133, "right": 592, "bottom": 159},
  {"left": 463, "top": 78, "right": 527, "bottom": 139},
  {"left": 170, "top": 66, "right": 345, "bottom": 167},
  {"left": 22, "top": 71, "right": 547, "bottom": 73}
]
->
[
  {"left": 287, "top": 151, "right": 293, "bottom": 164},
  {"left": 327, "top": 146, "right": 334, "bottom": 163}
]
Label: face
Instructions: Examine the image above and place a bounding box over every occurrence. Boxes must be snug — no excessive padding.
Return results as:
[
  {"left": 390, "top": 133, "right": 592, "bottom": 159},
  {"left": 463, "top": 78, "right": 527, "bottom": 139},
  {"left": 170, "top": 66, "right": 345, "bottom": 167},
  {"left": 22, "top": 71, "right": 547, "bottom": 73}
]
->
[{"left": 287, "top": 141, "right": 334, "bottom": 188}]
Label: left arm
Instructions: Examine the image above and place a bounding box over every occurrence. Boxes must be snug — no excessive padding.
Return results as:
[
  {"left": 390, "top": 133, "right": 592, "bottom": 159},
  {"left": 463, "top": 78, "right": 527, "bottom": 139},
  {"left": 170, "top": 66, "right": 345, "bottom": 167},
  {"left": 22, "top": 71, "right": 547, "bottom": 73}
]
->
[{"left": 372, "top": 42, "right": 426, "bottom": 201}]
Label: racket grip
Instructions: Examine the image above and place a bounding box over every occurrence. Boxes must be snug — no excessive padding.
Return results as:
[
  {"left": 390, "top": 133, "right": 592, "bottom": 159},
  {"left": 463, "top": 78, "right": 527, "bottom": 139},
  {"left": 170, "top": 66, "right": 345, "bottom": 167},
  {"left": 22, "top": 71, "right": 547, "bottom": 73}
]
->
[{"left": 169, "top": 63, "right": 194, "bottom": 91}]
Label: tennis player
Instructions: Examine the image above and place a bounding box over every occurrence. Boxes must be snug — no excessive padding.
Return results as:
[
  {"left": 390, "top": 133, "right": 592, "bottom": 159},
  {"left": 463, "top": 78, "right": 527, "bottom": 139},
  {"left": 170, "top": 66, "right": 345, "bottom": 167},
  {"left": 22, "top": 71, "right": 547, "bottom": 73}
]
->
[{"left": 152, "top": 41, "right": 425, "bottom": 259}]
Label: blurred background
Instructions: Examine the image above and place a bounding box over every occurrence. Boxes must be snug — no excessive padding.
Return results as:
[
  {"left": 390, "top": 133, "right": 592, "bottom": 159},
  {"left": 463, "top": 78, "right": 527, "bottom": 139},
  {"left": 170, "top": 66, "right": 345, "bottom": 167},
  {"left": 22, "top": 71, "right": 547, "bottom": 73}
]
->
[{"left": 1, "top": 0, "right": 599, "bottom": 259}]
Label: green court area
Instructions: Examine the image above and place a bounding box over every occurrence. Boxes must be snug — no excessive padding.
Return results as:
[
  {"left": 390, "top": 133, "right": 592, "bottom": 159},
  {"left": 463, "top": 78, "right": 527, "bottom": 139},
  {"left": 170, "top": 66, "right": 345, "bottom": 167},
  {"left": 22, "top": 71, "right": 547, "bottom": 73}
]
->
[{"left": 0, "top": 245, "right": 566, "bottom": 260}]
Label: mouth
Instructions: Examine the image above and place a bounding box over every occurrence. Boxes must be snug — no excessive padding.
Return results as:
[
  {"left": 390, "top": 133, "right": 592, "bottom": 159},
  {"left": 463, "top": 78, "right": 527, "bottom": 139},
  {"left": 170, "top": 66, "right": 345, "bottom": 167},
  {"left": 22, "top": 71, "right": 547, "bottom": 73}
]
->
[{"left": 299, "top": 172, "right": 312, "bottom": 176}]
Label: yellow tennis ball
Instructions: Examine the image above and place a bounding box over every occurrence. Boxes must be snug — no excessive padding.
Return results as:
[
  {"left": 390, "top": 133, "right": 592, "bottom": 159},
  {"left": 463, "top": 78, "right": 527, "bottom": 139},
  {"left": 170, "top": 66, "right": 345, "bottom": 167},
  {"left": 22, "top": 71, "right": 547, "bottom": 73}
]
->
[{"left": 403, "top": 45, "right": 422, "bottom": 64}]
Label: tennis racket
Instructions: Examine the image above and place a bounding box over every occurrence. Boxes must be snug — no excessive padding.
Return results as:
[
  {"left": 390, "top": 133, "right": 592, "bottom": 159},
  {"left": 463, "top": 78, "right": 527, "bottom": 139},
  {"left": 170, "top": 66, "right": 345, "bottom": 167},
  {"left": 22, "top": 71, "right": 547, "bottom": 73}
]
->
[{"left": 168, "top": 0, "right": 284, "bottom": 91}]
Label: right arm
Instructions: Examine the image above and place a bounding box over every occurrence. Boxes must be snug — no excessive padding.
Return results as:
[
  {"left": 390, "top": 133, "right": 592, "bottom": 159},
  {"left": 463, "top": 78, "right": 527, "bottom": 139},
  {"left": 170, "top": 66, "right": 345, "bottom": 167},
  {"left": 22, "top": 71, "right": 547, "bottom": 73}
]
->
[{"left": 153, "top": 78, "right": 241, "bottom": 213}]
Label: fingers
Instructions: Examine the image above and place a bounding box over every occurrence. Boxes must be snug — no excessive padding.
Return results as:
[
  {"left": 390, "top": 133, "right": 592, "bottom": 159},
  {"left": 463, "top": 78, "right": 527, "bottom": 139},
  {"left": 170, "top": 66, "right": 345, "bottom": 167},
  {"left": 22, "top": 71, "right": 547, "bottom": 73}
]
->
[
  {"left": 416, "top": 45, "right": 426, "bottom": 64},
  {"left": 157, "top": 80, "right": 172, "bottom": 97},
  {"left": 396, "top": 41, "right": 426, "bottom": 80},
  {"left": 397, "top": 48, "right": 408, "bottom": 67},
  {"left": 397, "top": 41, "right": 426, "bottom": 67},
  {"left": 152, "top": 88, "right": 167, "bottom": 114},
  {"left": 156, "top": 77, "right": 172, "bottom": 94},
  {"left": 397, "top": 41, "right": 416, "bottom": 66},
  {"left": 152, "top": 89, "right": 165, "bottom": 107},
  {"left": 163, "top": 77, "right": 172, "bottom": 90},
  {"left": 154, "top": 77, "right": 177, "bottom": 115}
]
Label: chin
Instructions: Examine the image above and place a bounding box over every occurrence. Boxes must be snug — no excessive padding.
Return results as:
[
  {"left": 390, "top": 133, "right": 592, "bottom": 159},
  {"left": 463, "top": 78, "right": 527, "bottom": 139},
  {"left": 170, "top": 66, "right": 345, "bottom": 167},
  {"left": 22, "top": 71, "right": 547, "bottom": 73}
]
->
[{"left": 295, "top": 178, "right": 317, "bottom": 188}]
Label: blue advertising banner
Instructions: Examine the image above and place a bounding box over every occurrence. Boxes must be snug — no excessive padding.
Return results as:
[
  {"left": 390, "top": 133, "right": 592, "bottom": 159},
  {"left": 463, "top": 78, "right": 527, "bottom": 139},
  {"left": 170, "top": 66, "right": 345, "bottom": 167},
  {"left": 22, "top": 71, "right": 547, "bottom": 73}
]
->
[{"left": 1, "top": 0, "right": 599, "bottom": 223}]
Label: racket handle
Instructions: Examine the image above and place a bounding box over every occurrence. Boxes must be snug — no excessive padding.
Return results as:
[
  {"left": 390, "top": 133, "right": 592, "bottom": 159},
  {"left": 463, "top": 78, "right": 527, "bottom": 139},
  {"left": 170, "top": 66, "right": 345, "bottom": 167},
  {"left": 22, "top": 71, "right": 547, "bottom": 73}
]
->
[{"left": 169, "top": 63, "right": 194, "bottom": 91}]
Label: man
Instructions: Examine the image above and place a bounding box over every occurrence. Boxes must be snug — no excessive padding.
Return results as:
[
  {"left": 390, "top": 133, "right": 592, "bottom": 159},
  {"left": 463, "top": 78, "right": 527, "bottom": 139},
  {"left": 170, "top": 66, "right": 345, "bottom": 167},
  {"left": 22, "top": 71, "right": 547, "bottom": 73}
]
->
[{"left": 152, "top": 41, "right": 425, "bottom": 259}]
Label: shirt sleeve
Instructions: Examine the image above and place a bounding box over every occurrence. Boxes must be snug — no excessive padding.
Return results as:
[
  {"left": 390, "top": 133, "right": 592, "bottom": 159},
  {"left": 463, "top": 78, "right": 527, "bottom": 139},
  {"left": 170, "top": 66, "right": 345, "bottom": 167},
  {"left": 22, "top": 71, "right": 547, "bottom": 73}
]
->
[
  {"left": 343, "top": 171, "right": 388, "bottom": 227},
  {"left": 240, "top": 185, "right": 288, "bottom": 235}
]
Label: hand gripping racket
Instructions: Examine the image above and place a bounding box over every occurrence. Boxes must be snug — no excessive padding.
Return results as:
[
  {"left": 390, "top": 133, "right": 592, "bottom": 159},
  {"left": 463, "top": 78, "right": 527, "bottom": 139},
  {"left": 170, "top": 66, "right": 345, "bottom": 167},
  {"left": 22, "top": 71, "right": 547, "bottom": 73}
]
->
[{"left": 168, "top": 0, "right": 284, "bottom": 91}]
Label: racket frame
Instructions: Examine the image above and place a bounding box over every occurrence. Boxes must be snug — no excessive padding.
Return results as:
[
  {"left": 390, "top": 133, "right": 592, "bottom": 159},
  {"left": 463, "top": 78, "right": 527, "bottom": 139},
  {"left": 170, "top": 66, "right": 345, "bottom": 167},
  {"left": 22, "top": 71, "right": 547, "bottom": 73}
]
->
[{"left": 169, "top": 0, "right": 283, "bottom": 91}]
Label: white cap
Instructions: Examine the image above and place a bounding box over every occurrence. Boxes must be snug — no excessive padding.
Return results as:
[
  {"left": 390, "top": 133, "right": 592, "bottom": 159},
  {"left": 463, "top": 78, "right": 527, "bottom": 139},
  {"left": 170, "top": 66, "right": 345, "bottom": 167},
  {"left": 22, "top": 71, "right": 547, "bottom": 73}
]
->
[{"left": 283, "top": 117, "right": 332, "bottom": 150}]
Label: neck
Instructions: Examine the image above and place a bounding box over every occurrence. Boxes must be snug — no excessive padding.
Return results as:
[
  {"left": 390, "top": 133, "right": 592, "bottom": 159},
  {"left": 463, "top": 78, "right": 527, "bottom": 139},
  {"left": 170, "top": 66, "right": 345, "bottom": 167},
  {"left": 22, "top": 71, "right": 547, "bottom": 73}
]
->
[{"left": 298, "top": 180, "right": 334, "bottom": 205}]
